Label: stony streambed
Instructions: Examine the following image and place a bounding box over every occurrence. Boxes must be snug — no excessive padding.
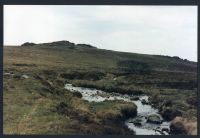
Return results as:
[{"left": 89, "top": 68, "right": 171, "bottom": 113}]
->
[{"left": 64, "top": 83, "right": 170, "bottom": 135}]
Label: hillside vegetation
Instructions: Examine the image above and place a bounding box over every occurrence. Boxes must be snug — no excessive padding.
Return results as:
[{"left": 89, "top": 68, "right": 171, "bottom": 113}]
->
[{"left": 3, "top": 41, "right": 197, "bottom": 135}]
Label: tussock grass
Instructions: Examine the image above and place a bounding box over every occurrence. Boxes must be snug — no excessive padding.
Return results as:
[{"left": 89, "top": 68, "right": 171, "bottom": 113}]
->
[{"left": 4, "top": 44, "right": 197, "bottom": 134}]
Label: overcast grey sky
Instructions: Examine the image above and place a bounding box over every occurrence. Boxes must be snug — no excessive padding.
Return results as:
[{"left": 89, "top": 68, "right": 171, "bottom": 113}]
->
[{"left": 4, "top": 5, "right": 197, "bottom": 61}]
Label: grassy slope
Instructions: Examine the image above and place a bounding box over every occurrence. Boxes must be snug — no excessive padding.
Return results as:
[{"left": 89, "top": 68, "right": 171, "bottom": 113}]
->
[{"left": 3, "top": 44, "right": 197, "bottom": 134}]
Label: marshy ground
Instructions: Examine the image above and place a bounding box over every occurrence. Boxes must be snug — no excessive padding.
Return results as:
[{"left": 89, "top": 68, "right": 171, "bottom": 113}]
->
[{"left": 3, "top": 41, "right": 197, "bottom": 135}]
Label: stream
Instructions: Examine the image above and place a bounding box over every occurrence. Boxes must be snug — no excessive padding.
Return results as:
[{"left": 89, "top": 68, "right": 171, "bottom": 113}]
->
[{"left": 64, "top": 83, "right": 170, "bottom": 135}]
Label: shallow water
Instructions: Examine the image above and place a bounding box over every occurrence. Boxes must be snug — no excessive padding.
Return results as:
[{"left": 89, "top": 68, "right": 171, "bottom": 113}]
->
[{"left": 64, "top": 83, "right": 170, "bottom": 135}]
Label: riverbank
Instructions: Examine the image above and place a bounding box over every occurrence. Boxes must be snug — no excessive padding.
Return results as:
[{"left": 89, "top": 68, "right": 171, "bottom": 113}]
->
[
  {"left": 64, "top": 83, "right": 171, "bottom": 135},
  {"left": 4, "top": 71, "right": 136, "bottom": 134}
]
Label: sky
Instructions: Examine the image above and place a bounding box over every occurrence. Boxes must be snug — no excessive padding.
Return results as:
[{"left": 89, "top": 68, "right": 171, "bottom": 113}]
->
[{"left": 4, "top": 5, "right": 197, "bottom": 61}]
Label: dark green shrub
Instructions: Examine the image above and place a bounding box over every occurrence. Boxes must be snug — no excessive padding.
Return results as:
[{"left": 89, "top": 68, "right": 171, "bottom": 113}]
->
[
  {"left": 72, "top": 92, "right": 83, "bottom": 98},
  {"left": 117, "top": 60, "right": 152, "bottom": 74},
  {"left": 60, "top": 71, "right": 105, "bottom": 81}
]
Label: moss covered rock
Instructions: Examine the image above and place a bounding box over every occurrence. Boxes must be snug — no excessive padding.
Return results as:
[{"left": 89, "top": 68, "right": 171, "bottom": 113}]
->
[{"left": 146, "top": 113, "right": 162, "bottom": 124}]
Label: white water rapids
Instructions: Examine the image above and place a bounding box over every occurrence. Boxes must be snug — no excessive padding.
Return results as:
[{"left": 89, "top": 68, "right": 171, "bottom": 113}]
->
[{"left": 64, "top": 83, "right": 170, "bottom": 135}]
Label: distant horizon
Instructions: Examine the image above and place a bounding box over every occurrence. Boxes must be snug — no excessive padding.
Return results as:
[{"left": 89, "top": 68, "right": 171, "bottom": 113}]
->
[
  {"left": 4, "top": 40, "right": 197, "bottom": 62},
  {"left": 4, "top": 5, "right": 197, "bottom": 62}
]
